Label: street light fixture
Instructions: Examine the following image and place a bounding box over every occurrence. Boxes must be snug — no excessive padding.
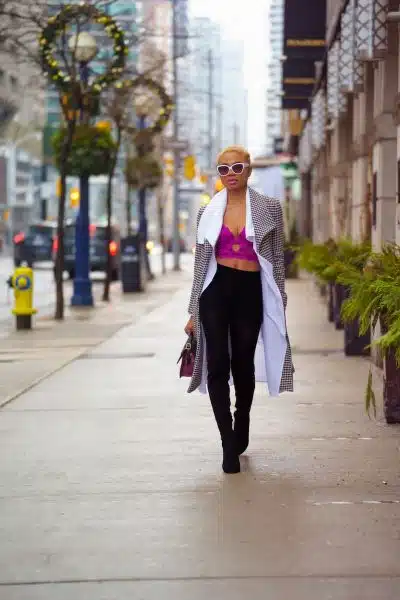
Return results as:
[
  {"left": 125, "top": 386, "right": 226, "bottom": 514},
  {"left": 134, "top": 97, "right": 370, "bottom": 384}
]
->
[
  {"left": 68, "top": 32, "right": 98, "bottom": 64},
  {"left": 68, "top": 31, "right": 98, "bottom": 307}
]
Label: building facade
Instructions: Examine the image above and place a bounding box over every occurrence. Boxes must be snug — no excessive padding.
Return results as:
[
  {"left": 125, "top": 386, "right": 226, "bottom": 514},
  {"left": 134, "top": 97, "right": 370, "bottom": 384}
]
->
[
  {"left": 0, "top": 8, "right": 45, "bottom": 245},
  {"left": 266, "top": 0, "right": 284, "bottom": 156},
  {"left": 297, "top": 0, "right": 396, "bottom": 249}
]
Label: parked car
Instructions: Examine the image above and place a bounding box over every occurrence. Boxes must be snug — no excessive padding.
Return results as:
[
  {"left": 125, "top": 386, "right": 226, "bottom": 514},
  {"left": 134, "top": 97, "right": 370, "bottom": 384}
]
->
[
  {"left": 13, "top": 222, "right": 57, "bottom": 267},
  {"left": 52, "top": 222, "right": 121, "bottom": 281}
]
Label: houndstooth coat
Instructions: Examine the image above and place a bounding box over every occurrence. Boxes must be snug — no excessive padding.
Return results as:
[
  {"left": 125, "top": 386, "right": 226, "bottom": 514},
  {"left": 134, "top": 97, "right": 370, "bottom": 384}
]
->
[{"left": 187, "top": 186, "right": 294, "bottom": 396}]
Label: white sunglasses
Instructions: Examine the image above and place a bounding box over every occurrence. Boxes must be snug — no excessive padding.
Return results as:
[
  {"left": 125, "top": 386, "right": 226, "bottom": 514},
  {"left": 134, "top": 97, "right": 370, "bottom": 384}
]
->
[{"left": 216, "top": 162, "right": 249, "bottom": 176}]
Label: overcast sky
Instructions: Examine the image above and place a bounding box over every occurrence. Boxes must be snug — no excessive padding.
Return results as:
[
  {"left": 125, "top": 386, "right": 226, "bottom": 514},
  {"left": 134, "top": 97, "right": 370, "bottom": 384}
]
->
[{"left": 189, "top": 0, "right": 270, "bottom": 158}]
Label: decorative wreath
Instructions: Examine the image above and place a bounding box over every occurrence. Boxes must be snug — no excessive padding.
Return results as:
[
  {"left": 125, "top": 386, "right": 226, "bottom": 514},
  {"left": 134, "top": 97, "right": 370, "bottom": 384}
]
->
[
  {"left": 125, "top": 155, "right": 163, "bottom": 189},
  {"left": 39, "top": 4, "right": 128, "bottom": 93},
  {"left": 116, "top": 75, "right": 174, "bottom": 138}
]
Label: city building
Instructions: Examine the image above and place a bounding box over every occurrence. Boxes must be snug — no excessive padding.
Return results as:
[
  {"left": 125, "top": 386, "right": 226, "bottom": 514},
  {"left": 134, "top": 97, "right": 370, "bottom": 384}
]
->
[
  {"left": 177, "top": 16, "right": 223, "bottom": 173},
  {"left": 177, "top": 18, "right": 248, "bottom": 167},
  {"left": 297, "top": 0, "right": 396, "bottom": 250},
  {"left": 219, "top": 38, "right": 248, "bottom": 152},
  {"left": 0, "top": 10, "right": 45, "bottom": 246},
  {"left": 265, "top": 0, "right": 284, "bottom": 156}
]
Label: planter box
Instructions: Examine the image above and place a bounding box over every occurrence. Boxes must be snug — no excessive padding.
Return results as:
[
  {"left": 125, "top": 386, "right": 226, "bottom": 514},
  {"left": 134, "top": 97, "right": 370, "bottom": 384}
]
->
[
  {"left": 383, "top": 350, "right": 400, "bottom": 425},
  {"left": 383, "top": 346, "right": 400, "bottom": 424},
  {"left": 378, "top": 317, "right": 400, "bottom": 424},
  {"left": 333, "top": 283, "right": 345, "bottom": 330},
  {"left": 327, "top": 282, "right": 334, "bottom": 323},
  {"left": 343, "top": 285, "right": 370, "bottom": 356},
  {"left": 344, "top": 319, "right": 370, "bottom": 356}
]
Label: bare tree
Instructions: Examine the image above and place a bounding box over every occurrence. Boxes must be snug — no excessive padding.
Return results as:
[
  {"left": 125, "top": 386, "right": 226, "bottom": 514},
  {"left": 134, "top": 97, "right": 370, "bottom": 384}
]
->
[{"left": 101, "top": 85, "right": 132, "bottom": 302}]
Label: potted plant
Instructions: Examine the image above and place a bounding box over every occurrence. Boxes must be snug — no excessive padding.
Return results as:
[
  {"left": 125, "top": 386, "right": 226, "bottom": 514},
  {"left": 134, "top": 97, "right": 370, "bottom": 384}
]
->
[
  {"left": 52, "top": 123, "right": 117, "bottom": 177},
  {"left": 297, "top": 238, "right": 372, "bottom": 355},
  {"left": 283, "top": 187, "right": 299, "bottom": 279},
  {"left": 340, "top": 244, "right": 400, "bottom": 421},
  {"left": 125, "top": 154, "right": 162, "bottom": 189},
  {"left": 326, "top": 239, "right": 371, "bottom": 339}
]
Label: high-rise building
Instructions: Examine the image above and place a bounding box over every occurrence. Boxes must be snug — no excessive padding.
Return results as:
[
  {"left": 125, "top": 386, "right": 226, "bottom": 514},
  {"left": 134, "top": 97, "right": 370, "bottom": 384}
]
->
[
  {"left": 177, "top": 16, "right": 222, "bottom": 172},
  {"left": 266, "top": 0, "right": 284, "bottom": 156},
  {"left": 220, "top": 39, "right": 247, "bottom": 152}
]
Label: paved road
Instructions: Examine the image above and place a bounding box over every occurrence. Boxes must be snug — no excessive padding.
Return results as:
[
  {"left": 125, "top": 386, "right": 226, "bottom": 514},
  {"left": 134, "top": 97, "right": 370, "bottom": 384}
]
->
[{"left": 0, "top": 250, "right": 193, "bottom": 328}]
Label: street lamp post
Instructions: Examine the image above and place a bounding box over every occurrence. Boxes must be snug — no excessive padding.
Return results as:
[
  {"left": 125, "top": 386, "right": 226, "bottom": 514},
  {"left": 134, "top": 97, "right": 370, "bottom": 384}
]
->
[
  {"left": 135, "top": 97, "right": 154, "bottom": 280},
  {"left": 68, "top": 32, "right": 98, "bottom": 307}
]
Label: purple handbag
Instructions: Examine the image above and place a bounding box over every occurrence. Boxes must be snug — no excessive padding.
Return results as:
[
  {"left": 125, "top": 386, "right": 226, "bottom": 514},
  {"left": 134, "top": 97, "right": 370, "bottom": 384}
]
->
[{"left": 177, "top": 333, "right": 197, "bottom": 378}]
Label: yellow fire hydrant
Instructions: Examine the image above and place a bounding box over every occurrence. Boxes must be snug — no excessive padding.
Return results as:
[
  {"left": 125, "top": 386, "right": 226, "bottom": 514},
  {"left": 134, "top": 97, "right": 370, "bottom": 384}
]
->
[{"left": 7, "top": 265, "right": 37, "bottom": 330}]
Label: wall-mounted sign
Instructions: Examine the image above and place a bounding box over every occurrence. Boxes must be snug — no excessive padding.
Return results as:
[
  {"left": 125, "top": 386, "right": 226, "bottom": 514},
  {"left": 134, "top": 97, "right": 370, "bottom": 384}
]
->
[
  {"left": 282, "top": 97, "right": 310, "bottom": 110},
  {"left": 282, "top": 0, "right": 326, "bottom": 109},
  {"left": 283, "top": 0, "right": 327, "bottom": 61}
]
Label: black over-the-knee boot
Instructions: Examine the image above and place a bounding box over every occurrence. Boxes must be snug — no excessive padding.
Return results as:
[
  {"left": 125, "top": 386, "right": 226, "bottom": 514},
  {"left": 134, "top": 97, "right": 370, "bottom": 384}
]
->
[
  {"left": 233, "top": 365, "right": 256, "bottom": 455},
  {"left": 207, "top": 359, "right": 240, "bottom": 474}
]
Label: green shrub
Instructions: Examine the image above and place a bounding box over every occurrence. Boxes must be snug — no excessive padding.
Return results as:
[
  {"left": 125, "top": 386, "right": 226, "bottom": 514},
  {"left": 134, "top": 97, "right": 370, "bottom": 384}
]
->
[
  {"left": 125, "top": 155, "right": 162, "bottom": 189},
  {"left": 52, "top": 124, "right": 117, "bottom": 177}
]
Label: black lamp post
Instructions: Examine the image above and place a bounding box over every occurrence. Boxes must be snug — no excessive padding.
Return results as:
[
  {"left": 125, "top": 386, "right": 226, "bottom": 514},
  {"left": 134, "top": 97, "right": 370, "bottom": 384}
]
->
[
  {"left": 68, "top": 32, "right": 98, "bottom": 307},
  {"left": 135, "top": 97, "right": 154, "bottom": 280}
]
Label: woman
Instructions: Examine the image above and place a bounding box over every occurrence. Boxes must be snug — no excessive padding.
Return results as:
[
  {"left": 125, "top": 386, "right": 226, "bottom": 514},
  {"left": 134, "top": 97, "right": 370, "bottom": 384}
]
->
[{"left": 185, "top": 146, "right": 294, "bottom": 474}]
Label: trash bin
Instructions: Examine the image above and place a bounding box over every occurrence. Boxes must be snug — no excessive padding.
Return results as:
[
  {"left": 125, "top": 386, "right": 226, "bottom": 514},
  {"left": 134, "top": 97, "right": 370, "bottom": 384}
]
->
[{"left": 120, "top": 235, "right": 146, "bottom": 293}]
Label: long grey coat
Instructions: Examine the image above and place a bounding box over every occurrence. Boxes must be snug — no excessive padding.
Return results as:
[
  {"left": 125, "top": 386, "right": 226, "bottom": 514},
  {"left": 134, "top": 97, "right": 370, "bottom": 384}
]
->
[{"left": 187, "top": 187, "right": 294, "bottom": 395}]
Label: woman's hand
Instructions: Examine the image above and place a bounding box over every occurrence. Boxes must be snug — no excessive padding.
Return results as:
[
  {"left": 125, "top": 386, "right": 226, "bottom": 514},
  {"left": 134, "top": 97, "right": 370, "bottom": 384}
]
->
[{"left": 184, "top": 317, "right": 194, "bottom": 336}]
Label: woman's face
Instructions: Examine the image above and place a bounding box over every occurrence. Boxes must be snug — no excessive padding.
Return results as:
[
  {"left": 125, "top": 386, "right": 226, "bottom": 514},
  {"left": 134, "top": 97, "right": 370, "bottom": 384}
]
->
[{"left": 217, "top": 151, "right": 251, "bottom": 192}]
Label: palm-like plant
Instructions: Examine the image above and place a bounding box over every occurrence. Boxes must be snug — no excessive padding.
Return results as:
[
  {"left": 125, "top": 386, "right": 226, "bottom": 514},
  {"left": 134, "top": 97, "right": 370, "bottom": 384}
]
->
[{"left": 338, "top": 245, "right": 400, "bottom": 418}]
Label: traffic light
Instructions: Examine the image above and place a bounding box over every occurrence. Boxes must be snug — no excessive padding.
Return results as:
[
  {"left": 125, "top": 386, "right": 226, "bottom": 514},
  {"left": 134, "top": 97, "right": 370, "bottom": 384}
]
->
[
  {"left": 183, "top": 155, "right": 196, "bottom": 180},
  {"left": 96, "top": 120, "right": 112, "bottom": 132},
  {"left": 164, "top": 156, "right": 174, "bottom": 177},
  {"left": 69, "top": 187, "right": 80, "bottom": 208}
]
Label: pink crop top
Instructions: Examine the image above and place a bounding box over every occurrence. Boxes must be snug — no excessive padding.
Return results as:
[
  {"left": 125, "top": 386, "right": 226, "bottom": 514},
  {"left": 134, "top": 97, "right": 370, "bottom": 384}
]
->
[{"left": 215, "top": 225, "right": 258, "bottom": 263}]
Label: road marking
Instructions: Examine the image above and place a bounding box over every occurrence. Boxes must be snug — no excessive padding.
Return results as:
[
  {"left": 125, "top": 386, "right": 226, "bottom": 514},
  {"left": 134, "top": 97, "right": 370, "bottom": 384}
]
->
[
  {"left": 312, "top": 500, "right": 400, "bottom": 506},
  {"left": 311, "top": 437, "right": 372, "bottom": 441}
]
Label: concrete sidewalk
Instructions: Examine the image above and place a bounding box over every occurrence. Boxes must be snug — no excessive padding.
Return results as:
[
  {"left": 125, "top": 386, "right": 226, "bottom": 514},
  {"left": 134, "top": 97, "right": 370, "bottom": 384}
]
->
[
  {"left": 0, "top": 272, "right": 399, "bottom": 599},
  {"left": 0, "top": 257, "right": 190, "bottom": 408}
]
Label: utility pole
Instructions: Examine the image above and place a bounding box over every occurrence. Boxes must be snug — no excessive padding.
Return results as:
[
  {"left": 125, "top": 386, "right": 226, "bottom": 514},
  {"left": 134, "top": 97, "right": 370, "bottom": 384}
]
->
[
  {"left": 207, "top": 48, "right": 213, "bottom": 169},
  {"left": 216, "top": 103, "right": 223, "bottom": 154},
  {"left": 172, "top": 0, "right": 181, "bottom": 271},
  {"left": 233, "top": 122, "right": 239, "bottom": 145}
]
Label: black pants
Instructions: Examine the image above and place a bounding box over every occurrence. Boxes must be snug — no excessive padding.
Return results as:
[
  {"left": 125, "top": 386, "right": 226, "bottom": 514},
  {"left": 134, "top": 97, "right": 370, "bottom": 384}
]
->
[{"left": 199, "top": 264, "right": 263, "bottom": 440}]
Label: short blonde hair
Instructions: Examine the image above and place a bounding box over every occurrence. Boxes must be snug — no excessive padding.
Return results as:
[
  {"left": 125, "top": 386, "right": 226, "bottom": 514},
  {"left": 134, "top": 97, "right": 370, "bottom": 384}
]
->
[{"left": 216, "top": 145, "right": 251, "bottom": 165}]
